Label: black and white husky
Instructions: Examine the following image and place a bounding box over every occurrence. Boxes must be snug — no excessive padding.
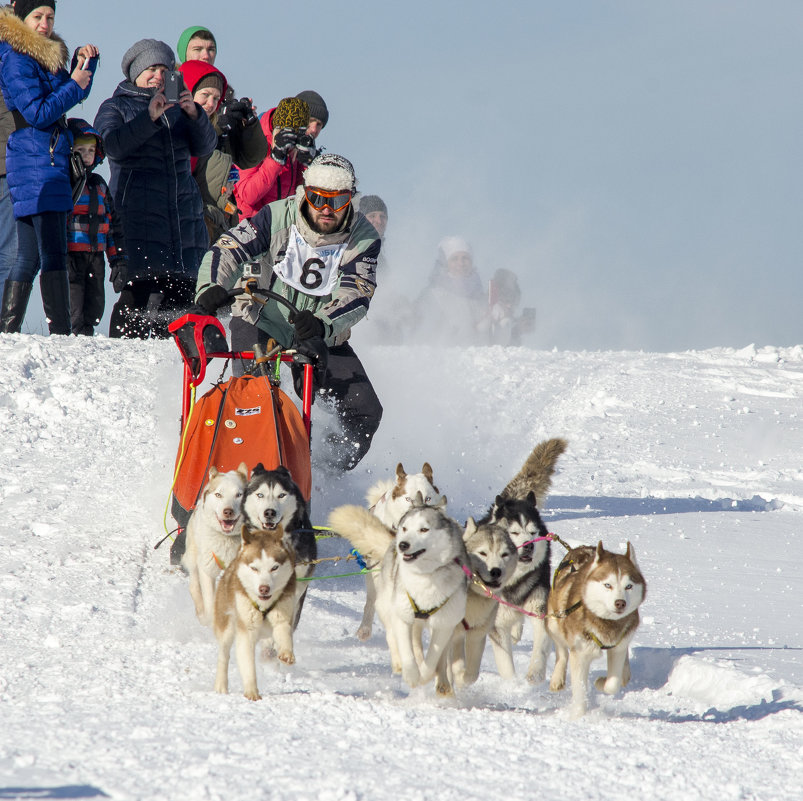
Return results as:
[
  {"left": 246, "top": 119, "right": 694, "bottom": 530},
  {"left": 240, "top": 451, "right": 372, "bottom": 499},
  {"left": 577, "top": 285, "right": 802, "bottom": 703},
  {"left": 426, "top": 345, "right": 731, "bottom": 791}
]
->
[{"left": 242, "top": 463, "right": 316, "bottom": 628}]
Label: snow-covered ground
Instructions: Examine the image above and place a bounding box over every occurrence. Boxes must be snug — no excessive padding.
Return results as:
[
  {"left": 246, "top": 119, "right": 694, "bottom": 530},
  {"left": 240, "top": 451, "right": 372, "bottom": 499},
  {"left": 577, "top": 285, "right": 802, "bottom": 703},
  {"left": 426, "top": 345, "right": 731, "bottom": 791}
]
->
[{"left": 0, "top": 334, "right": 800, "bottom": 801}]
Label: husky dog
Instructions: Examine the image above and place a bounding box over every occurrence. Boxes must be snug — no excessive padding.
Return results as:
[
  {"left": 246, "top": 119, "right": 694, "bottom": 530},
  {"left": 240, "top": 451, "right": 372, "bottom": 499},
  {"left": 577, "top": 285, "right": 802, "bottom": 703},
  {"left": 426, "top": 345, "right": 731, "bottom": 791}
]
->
[
  {"left": 242, "top": 463, "right": 316, "bottom": 628},
  {"left": 213, "top": 525, "right": 297, "bottom": 701},
  {"left": 480, "top": 437, "right": 567, "bottom": 682},
  {"left": 357, "top": 462, "right": 446, "bottom": 640},
  {"left": 547, "top": 541, "right": 646, "bottom": 718},
  {"left": 485, "top": 493, "right": 553, "bottom": 682},
  {"left": 330, "top": 495, "right": 468, "bottom": 692},
  {"left": 442, "top": 518, "right": 517, "bottom": 692},
  {"left": 182, "top": 463, "right": 249, "bottom": 626}
]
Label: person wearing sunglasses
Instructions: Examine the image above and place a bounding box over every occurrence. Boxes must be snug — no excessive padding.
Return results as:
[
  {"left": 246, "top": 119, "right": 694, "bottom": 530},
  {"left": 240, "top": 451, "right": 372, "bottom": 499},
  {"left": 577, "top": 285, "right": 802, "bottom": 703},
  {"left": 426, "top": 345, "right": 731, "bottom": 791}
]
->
[{"left": 193, "top": 153, "right": 383, "bottom": 473}]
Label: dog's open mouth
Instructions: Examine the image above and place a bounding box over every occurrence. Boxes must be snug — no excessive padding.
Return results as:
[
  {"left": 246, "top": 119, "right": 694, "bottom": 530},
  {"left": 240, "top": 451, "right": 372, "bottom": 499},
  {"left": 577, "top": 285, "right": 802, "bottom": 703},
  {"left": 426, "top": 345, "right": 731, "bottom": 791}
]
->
[
  {"left": 483, "top": 578, "right": 503, "bottom": 589},
  {"left": 218, "top": 517, "right": 239, "bottom": 533},
  {"left": 518, "top": 554, "right": 533, "bottom": 563},
  {"left": 402, "top": 548, "right": 426, "bottom": 562},
  {"left": 262, "top": 519, "right": 279, "bottom": 530}
]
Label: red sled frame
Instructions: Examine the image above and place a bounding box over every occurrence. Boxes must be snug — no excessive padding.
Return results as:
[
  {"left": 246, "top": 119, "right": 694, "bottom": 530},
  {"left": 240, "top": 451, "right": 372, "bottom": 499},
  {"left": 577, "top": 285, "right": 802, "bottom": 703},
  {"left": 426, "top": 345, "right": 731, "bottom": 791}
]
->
[{"left": 168, "top": 313, "right": 314, "bottom": 438}]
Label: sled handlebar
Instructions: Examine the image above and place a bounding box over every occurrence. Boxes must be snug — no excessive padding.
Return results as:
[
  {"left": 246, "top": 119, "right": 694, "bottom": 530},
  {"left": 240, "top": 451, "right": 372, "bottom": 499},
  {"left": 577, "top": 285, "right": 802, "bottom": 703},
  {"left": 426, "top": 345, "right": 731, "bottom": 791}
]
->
[{"left": 229, "top": 280, "right": 302, "bottom": 318}]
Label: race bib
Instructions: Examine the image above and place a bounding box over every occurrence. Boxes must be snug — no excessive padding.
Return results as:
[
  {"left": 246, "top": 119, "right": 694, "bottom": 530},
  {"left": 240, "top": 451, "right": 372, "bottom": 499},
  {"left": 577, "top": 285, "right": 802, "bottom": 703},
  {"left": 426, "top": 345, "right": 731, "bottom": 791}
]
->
[{"left": 272, "top": 226, "right": 346, "bottom": 296}]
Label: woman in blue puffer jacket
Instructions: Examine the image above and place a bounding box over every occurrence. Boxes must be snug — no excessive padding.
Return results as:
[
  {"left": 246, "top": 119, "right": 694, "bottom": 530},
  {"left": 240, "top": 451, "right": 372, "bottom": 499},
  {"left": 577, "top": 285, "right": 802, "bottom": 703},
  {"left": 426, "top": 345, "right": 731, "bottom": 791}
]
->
[
  {"left": 0, "top": 1, "right": 97, "bottom": 334},
  {"left": 93, "top": 38, "right": 217, "bottom": 338}
]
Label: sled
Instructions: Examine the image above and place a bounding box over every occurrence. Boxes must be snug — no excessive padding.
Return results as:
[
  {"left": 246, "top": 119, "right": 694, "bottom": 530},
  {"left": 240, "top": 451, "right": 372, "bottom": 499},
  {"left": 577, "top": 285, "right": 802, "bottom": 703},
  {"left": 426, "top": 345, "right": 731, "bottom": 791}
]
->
[{"left": 167, "top": 301, "right": 316, "bottom": 536}]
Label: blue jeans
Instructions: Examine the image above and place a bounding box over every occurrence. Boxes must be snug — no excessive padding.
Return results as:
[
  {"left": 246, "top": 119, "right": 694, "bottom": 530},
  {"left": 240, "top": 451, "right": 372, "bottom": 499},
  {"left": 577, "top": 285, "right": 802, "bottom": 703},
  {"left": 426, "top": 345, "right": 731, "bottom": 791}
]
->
[
  {"left": 10, "top": 211, "right": 68, "bottom": 282},
  {"left": 0, "top": 174, "right": 17, "bottom": 294}
]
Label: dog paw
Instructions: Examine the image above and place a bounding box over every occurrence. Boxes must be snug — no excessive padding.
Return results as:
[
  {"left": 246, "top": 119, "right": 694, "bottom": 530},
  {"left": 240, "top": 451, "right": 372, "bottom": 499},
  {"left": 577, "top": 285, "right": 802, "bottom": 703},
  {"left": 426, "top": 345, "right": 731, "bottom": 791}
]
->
[
  {"left": 278, "top": 650, "right": 295, "bottom": 665},
  {"left": 356, "top": 625, "right": 372, "bottom": 642},
  {"left": 549, "top": 677, "right": 565, "bottom": 692},
  {"left": 214, "top": 682, "right": 228, "bottom": 695},
  {"left": 243, "top": 689, "right": 262, "bottom": 701},
  {"left": 402, "top": 666, "right": 421, "bottom": 687},
  {"left": 595, "top": 676, "right": 622, "bottom": 695},
  {"left": 526, "top": 666, "right": 546, "bottom": 684},
  {"left": 435, "top": 680, "right": 454, "bottom": 697}
]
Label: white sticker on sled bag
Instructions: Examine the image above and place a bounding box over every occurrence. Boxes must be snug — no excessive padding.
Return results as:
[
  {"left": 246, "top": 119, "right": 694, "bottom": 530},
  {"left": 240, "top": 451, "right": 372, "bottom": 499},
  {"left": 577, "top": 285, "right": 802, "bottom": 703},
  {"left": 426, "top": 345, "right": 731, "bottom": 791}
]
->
[{"left": 272, "top": 225, "right": 345, "bottom": 296}]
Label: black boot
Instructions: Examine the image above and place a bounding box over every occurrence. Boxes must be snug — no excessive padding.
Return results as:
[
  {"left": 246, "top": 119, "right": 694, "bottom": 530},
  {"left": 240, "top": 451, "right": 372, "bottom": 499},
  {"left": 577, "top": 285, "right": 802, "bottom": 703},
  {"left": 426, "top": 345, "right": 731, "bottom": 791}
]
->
[
  {"left": 0, "top": 280, "right": 34, "bottom": 333},
  {"left": 40, "top": 270, "right": 72, "bottom": 335}
]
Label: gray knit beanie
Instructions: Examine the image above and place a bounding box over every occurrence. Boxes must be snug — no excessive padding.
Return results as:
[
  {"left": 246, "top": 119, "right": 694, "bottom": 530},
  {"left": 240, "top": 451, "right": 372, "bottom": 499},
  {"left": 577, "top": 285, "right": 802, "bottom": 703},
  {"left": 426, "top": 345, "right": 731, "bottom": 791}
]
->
[
  {"left": 359, "top": 195, "right": 387, "bottom": 216},
  {"left": 121, "top": 39, "right": 175, "bottom": 83},
  {"left": 295, "top": 90, "right": 329, "bottom": 128}
]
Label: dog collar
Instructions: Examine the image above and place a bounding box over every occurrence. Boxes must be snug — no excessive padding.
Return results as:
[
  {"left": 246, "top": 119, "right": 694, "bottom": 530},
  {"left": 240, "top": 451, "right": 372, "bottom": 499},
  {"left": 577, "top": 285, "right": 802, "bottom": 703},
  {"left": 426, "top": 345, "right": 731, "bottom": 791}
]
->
[
  {"left": 584, "top": 628, "right": 627, "bottom": 650},
  {"left": 550, "top": 600, "right": 582, "bottom": 619},
  {"left": 407, "top": 592, "right": 451, "bottom": 620},
  {"left": 251, "top": 598, "right": 279, "bottom": 619}
]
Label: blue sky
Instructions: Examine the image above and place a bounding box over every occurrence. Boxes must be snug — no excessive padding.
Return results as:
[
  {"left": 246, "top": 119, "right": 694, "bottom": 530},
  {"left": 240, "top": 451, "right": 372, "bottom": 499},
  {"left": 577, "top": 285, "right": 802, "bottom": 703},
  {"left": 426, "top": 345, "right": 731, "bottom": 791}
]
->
[{"left": 43, "top": 0, "right": 802, "bottom": 350}]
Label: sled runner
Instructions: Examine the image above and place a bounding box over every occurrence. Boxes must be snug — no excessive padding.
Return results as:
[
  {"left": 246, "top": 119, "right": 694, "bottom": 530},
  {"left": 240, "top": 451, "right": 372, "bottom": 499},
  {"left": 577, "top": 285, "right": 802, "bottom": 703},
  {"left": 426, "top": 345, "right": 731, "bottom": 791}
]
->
[{"left": 167, "top": 287, "right": 319, "bottom": 541}]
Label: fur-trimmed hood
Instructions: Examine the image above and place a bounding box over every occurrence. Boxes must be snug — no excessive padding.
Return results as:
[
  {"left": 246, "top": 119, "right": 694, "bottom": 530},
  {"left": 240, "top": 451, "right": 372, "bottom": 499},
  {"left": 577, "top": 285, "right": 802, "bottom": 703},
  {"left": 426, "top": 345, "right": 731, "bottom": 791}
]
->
[{"left": 0, "top": 6, "right": 69, "bottom": 74}]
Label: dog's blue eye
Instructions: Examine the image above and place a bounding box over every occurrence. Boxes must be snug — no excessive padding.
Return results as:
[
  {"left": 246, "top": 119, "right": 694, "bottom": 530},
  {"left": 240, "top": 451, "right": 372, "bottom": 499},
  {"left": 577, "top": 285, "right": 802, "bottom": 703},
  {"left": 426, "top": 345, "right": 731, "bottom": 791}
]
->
[
  {"left": 625, "top": 584, "right": 632, "bottom": 590},
  {"left": 256, "top": 492, "right": 264, "bottom": 499},
  {"left": 604, "top": 583, "right": 613, "bottom": 589},
  {"left": 271, "top": 564, "right": 279, "bottom": 572},
  {"left": 278, "top": 493, "right": 286, "bottom": 499}
]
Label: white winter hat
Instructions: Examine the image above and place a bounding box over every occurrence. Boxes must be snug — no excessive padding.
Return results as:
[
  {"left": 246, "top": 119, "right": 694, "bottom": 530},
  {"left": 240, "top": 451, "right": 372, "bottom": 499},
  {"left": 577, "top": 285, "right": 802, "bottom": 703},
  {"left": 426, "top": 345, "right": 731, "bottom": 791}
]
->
[
  {"left": 303, "top": 153, "right": 357, "bottom": 193},
  {"left": 438, "top": 236, "right": 473, "bottom": 262}
]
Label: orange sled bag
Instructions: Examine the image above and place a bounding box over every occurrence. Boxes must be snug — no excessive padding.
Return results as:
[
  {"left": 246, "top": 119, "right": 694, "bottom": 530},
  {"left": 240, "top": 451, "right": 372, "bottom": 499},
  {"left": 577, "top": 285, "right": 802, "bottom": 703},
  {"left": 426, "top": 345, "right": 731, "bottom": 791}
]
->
[{"left": 171, "top": 374, "right": 311, "bottom": 527}]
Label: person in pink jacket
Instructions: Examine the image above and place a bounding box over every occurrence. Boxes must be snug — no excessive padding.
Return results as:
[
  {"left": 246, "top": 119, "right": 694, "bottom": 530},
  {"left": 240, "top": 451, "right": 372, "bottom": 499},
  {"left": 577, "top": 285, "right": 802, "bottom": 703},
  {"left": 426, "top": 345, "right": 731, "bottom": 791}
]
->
[{"left": 233, "top": 89, "right": 327, "bottom": 218}]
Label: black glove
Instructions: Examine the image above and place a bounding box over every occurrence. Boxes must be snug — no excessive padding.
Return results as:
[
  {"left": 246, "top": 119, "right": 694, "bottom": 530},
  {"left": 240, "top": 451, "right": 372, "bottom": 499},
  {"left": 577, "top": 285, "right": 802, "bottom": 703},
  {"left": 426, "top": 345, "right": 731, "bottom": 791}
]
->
[
  {"left": 217, "top": 99, "right": 253, "bottom": 136},
  {"left": 270, "top": 126, "right": 298, "bottom": 165},
  {"left": 196, "top": 284, "right": 230, "bottom": 315},
  {"left": 295, "top": 132, "right": 318, "bottom": 167},
  {"left": 291, "top": 309, "right": 325, "bottom": 340},
  {"left": 109, "top": 261, "right": 128, "bottom": 293}
]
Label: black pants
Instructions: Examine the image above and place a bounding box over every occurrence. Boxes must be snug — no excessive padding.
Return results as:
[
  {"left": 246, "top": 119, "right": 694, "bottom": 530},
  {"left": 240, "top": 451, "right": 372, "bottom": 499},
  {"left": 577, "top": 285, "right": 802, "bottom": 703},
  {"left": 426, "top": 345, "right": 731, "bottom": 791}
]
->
[
  {"left": 67, "top": 252, "right": 105, "bottom": 335},
  {"left": 229, "top": 316, "right": 383, "bottom": 471},
  {"left": 108, "top": 276, "right": 195, "bottom": 339}
]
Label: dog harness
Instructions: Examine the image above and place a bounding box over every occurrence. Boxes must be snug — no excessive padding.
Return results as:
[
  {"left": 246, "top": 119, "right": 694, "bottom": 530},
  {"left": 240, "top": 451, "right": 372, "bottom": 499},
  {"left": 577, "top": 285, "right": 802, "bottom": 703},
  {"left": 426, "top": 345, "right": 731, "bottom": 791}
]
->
[
  {"left": 251, "top": 598, "right": 280, "bottom": 619},
  {"left": 407, "top": 592, "right": 452, "bottom": 620}
]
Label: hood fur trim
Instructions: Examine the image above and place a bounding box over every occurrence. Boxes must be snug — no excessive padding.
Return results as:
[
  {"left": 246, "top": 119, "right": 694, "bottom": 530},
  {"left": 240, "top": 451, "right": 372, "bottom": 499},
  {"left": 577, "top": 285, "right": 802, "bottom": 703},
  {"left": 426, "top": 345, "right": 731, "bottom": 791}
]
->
[{"left": 0, "top": 7, "right": 69, "bottom": 73}]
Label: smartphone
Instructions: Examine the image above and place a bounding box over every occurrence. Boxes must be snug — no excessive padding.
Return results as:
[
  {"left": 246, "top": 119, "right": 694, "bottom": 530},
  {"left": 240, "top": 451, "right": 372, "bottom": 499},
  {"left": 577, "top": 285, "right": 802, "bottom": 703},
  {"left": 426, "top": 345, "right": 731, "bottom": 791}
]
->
[
  {"left": 86, "top": 55, "right": 99, "bottom": 72},
  {"left": 164, "top": 70, "right": 184, "bottom": 103}
]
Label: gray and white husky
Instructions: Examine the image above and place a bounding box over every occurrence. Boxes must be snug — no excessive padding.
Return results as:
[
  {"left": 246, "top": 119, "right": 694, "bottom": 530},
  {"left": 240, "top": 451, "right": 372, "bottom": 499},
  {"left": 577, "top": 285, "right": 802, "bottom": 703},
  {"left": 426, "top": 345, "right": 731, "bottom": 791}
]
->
[
  {"left": 182, "top": 463, "right": 249, "bottom": 626},
  {"left": 357, "top": 462, "right": 446, "bottom": 640},
  {"left": 441, "top": 518, "right": 517, "bottom": 692},
  {"left": 330, "top": 494, "right": 468, "bottom": 692},
  {"left": 242, "top": 463, "right": 315, "bottom": 628},
  {"left": 547, "top": 541, "right": 646, "bottom": 718}
]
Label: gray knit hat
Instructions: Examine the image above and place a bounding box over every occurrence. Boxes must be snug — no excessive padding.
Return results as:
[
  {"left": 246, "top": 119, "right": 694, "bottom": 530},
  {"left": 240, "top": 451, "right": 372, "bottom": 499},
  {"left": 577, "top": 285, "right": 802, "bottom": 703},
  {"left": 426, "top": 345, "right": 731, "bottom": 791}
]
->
[
  {"left": 359, "top": 195, "right": 387, "bottom": 216},
  {"left": 122, "top": 39, "right": 176, "bottom": 83},
  {"left": 295, "top": 90, "right": 329, "bottom": 128}
]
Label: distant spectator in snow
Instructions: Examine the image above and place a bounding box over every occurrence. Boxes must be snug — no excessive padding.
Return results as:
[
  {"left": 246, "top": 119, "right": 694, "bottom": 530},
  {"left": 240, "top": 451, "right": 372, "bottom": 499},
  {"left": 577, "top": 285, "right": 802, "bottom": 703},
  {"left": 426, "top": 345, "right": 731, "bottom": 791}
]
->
[{"left": 414, "top": 236, "right": 487, "bottom": 345}]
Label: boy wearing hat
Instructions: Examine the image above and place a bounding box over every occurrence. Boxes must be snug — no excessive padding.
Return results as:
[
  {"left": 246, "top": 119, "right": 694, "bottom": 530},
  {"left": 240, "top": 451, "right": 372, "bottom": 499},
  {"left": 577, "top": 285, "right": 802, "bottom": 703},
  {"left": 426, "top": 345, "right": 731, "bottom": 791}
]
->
[
  {"left": 234, "top": 90, "right": 329, "bottom": 218},
  {"left": 66, "top": 118, "right": 127, "bottom": 336},
  {"left": 194, "top": 153, "right": 383, "bottom": 473}
]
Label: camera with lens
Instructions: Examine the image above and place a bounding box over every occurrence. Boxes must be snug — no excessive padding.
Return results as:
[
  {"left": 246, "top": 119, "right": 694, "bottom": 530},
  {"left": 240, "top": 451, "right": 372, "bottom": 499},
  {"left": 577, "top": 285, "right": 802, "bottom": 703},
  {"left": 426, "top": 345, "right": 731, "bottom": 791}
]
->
[
  {"left": 243, "top": 260, "right": 262, "bottom": 278},
  {"left": 297, "top": 133, "right": 315, "bottom": 150}
]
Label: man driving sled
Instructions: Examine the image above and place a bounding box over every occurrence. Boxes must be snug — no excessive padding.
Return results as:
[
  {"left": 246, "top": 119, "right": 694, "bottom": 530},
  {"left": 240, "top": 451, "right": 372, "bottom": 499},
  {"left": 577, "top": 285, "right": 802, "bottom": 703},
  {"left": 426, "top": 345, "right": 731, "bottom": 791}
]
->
[{"left": 193, "top": 153, "right": 382, "bottom": 472}]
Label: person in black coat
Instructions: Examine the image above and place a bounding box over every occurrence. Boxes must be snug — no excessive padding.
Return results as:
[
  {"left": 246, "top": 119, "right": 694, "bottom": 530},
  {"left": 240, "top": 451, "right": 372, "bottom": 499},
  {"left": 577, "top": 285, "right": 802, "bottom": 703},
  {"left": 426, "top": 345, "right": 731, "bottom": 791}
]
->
[{"left": 93, "top": 38, "right": 216, "bottom": 338}]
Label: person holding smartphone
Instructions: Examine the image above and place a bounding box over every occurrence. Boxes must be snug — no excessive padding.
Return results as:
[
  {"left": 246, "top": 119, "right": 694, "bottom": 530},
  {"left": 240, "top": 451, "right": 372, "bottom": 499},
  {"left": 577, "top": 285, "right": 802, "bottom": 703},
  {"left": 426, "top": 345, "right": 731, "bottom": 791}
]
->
[
  {"left": 0, "top": 1, "right": 97, "bottom": 334},
  {"left": 93, "top": 38, "right": 216, "bottom": 339}
]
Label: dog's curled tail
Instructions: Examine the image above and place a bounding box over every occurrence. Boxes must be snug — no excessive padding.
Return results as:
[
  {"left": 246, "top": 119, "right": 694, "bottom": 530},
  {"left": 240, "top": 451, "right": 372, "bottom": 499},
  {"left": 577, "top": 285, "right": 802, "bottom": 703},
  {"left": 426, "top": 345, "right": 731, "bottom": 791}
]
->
[
  {"left": 501, "top": 437, "right": 568, "bottom": 504},
  {"left": 328, "top": 505, "right": 394, "bottom": 563}
]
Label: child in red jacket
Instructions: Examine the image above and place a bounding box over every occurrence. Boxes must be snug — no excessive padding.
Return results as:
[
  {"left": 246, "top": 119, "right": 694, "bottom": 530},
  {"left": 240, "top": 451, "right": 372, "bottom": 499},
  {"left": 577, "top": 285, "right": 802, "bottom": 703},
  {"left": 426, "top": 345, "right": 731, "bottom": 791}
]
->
[{"left": 66, "top": 118, "right": 127, "bottom": 336}]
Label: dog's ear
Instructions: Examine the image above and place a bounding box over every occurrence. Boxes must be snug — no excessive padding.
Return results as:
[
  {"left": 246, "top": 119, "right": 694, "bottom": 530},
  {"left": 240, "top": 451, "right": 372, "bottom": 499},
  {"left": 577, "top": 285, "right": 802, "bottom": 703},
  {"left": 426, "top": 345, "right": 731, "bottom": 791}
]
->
[
  {"left": 275, "top": 465, "right": 292, "bottom": 480},
  {"left": 422, "top": 462, "right": 433, "bottom": 483},
  {"left": 625, "top": 541, "right": 638, "bottom": 567},
  {"left": 435, "top": 494, "right": 447, "bottom": 510},
  {"left": 252, "top": 462, "right": 266, "bottom": 476},
  {"left": 411, "top": 490, "right": 425, "bottom": 508},
  {"left": 241, "top": 523, "right": 255, "bottom": 543},
  {"left": 526, "top": 490, "right": 537, "bottom": 508},
  {"left": 490, "top": 495, "right": 504, "bottom": 521},
  {"left": 463, "top": 517, "right": 477, "bottom": 540},
  {"left": 395, "top": 463, "right": 406, "bottom": 483},
  {"left": 594, "top": 541, "right": 605, "bottom": 563},
  {"left": 236, "top": 461, "right": 249, "bottom": 481},
  {"left": 208, "top": 466, "right": 220, "bottom": 482}
]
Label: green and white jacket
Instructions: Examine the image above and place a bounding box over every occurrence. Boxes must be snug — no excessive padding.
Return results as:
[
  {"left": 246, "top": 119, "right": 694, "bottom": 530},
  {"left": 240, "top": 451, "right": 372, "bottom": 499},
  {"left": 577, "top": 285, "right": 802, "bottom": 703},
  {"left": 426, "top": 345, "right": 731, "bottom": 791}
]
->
[{"left": 196, "top": 185, "right": 380, "bottom": 348}]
